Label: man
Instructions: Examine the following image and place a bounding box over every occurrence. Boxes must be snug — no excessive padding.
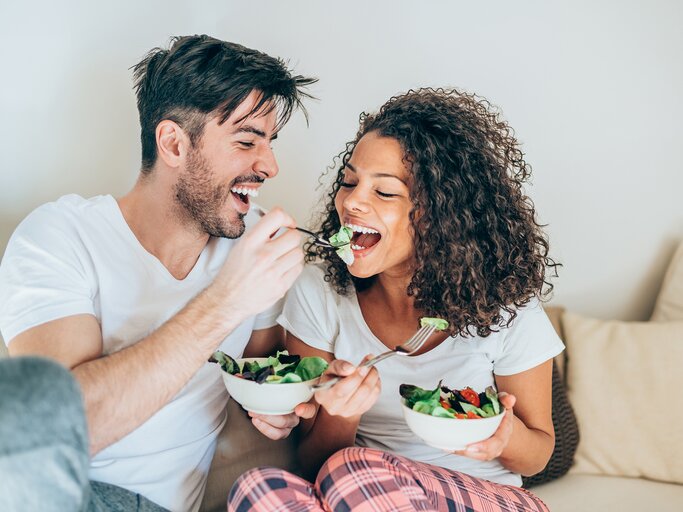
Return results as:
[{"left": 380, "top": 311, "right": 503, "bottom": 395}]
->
[{"left": 0, "top": 35, "right": 317, "bottom": 511}]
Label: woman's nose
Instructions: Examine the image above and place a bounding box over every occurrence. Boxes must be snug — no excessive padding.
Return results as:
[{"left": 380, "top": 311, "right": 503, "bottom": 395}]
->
[{"left": 342, "top": 186, "right": 370, "bottom": 213}]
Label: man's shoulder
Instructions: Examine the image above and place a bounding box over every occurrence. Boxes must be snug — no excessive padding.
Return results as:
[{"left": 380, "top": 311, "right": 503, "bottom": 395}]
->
[
  {"left": 22, "top": 194, "right": 113, "bottom": 227},
  {"left": 7, "top": 194, "right": 117, "bottom": 256}
]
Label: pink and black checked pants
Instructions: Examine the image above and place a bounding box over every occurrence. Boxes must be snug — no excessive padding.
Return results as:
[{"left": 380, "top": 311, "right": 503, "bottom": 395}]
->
[{"left": 227, "top": 447, "right": 549, "bottom": 512}]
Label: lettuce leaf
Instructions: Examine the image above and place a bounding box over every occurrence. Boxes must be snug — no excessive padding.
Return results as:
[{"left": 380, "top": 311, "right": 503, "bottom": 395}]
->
[
  {"left": 330, "top": 226, "right": 354, "bottom": 265},
  {"left": 419, "top": 317, "right": 449, "bottom": 331},
  {"left": 209, "top": 351, "right": 239, "bottom": 375}
]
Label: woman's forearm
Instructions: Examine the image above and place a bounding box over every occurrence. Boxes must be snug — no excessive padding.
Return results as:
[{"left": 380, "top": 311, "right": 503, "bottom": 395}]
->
[
  {"left": 497, "top": 415, "right": 555, "bottom": 476},
  {"left": 298, "top": 409, "right": 361, "bottom": 480}
]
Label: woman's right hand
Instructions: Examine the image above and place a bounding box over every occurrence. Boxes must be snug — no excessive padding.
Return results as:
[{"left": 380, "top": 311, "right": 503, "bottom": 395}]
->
[{"left": 313, "top": 356, "right": 381, "bottom": 419}]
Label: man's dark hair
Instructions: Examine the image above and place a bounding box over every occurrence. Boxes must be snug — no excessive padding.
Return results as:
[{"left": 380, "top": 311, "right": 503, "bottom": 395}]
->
[{"left": 132, "top": 35, "right": 317, "bottom": 172}]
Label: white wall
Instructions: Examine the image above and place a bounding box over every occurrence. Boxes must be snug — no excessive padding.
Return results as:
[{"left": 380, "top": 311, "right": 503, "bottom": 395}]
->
[{"left": 1, "top": 0, "right": 681, "bottom": 321}]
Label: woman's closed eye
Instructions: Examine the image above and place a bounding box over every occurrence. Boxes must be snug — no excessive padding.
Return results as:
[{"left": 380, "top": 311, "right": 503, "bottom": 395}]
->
[
  {"left": 340, "top": 182, "right": 400, "bottom": 198},
  {"left": 376, "top": 190, "right": 399, "bottom": 198}
]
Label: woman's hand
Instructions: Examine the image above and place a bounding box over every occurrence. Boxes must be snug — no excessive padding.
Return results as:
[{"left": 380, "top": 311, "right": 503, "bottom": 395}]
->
[
  {"left": 314, "top": 356, "right": 381, "bottom": 419},
  {"left": 454, "top": 392, "right": 517, "bottom": 461},
  {"left": 247, "top": 402, "right": 317, "bottom": 440}
]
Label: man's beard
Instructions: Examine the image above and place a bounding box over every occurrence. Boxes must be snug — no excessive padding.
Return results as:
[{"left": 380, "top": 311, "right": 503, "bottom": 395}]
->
[{"left": 174, "top": 149, "right": 245, "bottom": 239}]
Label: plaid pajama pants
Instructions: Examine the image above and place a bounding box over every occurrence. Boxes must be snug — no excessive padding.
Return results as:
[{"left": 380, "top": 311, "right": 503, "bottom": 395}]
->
[{"left": 227, "top": 447, "right": 549, "bottom": 512}]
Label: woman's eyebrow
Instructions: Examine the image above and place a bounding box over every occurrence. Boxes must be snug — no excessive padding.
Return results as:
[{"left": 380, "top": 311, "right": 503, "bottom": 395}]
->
[{"left": 345, "top": 162, "right": 407, "bottom": 184}]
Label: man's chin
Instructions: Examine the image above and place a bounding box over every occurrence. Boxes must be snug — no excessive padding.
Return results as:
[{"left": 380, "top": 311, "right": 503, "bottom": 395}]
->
[{"left": 205, "top": 215, "right": 246, "bottom": 239}]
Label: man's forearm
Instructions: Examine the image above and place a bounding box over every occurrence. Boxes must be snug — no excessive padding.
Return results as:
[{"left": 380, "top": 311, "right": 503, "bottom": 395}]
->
[{"left": 74, "top": 286, "right": 243, "bottom": 455}]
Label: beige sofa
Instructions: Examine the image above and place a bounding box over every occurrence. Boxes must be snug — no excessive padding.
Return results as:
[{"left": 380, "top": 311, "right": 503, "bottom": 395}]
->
[
  {"left": 2, "top": 242, "right": 682, "bottom": 511},
  {"left": 200, "top": 241, "right": 683, "bottom": 512}
]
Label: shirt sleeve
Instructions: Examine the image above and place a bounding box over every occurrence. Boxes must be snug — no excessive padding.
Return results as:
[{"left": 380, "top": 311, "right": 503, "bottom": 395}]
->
[
  {"left": 493, "top": 298, "right": 565, "bottom": 376},
  {"left": 277, "top": 264, "right": 339, "bottom": 353},
  {"left": 252, "top": 297, "right": 284, "bottom": 330},
  {"left": 0, "top": 204, "right": 96, "bottom": 344}
]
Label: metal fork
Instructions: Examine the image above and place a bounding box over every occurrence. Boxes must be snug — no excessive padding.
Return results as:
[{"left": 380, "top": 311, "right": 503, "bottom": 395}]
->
[
  {"left": 310, "top": 324, "right": 437, "bottom": 391},
  {"left": 254, "top": 205, "right": 334, "bottom": 248}
]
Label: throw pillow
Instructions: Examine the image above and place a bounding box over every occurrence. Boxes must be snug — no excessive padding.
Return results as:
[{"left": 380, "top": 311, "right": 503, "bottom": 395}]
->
[
  {"left": 563, "top": 312, "right": 683, "bottom": 484},
  {"left": 522, "top": 360, "right": 580, "bottom": 488},
  {"left": 651, "top": 241, "right": 683, "bottom": 321}
]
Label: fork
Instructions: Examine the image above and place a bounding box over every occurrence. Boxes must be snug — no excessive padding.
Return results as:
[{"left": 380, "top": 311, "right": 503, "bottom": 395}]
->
[
  {"left": 254, "top": 205, "right": 334, "bottom": 248},
  {"left": 310, "top": 323, "right": 437, "bottom": 391}
]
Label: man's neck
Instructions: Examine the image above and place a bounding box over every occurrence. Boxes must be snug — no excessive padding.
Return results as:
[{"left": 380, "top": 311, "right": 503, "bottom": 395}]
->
[{"left": 117, "top": 173, "right": 210, "bottom": 280}]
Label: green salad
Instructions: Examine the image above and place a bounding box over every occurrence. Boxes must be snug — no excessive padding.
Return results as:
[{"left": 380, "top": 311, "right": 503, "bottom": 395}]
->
[
  {"left": 420, "top": 317, "right": 449, "bottom": 331},
  {"left": 400, "top": 381, "right": 501, "bottom": 419},
  {"left": 210, "top": 350, "right": 328, "bottom": 385},
  {"left": 329, "top": 226, "right": 354, "bottom": 265}
]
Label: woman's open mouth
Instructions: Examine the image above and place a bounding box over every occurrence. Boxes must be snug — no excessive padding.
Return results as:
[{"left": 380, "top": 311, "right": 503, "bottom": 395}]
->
[{"left": 346, "top": 222, "right": 382, "bottom": 256}]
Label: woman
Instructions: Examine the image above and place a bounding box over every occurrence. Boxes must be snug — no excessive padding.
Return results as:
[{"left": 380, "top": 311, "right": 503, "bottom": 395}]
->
[{"left": 228, "top": 88, "right": 562, "bottom": 511}]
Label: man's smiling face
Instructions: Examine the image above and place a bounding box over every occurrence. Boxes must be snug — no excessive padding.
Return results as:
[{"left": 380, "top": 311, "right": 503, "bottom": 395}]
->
[{"left": 174, "top": 90, "right": 279, "bottom": 238}]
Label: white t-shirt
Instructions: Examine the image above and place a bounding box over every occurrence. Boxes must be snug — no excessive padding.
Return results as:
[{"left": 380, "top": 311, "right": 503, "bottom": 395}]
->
[
  {"left": 0, "top": 194, "right": 280, "bottom": 512},
  {"left": 278, "top": 264, "right": 564, "bottom": 487}
]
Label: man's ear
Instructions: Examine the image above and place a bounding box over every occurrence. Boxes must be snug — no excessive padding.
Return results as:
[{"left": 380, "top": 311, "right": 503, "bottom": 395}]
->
[{"left": 155, "top": 120, "right": 190, "bottom": 168}]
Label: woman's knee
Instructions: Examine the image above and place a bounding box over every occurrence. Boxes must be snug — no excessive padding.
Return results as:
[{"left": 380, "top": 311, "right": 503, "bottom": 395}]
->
[
  {"left": 316, "top": 447, "right": 391, "bottom": 497},
  {"left": 229, "top": 466, "right": 316, "bottom": 511},
  {"left": 318, "top": 447, "right": 388, "bottom": 479}
]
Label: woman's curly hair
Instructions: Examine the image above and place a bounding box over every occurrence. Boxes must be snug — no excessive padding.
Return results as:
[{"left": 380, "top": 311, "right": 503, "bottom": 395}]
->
[{"left": 306, "top": 88, "right": 560, "bottom": 338}]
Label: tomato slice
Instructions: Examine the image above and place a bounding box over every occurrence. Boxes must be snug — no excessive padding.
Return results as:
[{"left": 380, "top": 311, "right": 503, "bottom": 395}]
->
[
  {"left": 440, "top": 398, "right": 452, "bottom": 410},
  {"left": 459, "top": 387, "right": 480, "bottom": 407},
  {"left": 466, "top": 410, "right": 482, "bottom": 419}
]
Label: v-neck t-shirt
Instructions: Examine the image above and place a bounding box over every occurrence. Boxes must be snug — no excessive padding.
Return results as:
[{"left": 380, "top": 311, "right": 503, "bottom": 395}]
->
[{"left": 278, "top": 263, "right": 564, "bottom": 486}]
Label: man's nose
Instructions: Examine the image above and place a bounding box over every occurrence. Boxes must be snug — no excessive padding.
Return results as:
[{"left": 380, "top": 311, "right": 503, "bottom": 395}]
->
[{"left": 253, "top": 144, "right": 279, "bottom": 179}]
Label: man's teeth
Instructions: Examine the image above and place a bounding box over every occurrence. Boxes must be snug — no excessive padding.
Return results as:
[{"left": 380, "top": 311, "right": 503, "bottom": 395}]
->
[
  {"left": 351, "top": 244, "right": 366, "bottom": 250},
  {"left": 230, "top": 186, "right": 259, "bottom": 198},
  {"left": 345, "top": 223, "right": 379, "bottom": 235}
]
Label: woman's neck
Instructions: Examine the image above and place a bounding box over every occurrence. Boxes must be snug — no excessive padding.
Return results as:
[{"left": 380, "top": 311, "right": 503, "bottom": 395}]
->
[{"left": 362, "top": 271, "right": 417, "bottom": 322}]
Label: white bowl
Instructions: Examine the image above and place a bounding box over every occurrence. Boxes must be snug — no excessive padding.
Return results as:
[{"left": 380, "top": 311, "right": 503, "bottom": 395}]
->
[
  {"left": 219, "top": 357, "right": 318, "bottom": 415},
  {"left": 401, "top": 399, "right": 505, "bottom": 451}
]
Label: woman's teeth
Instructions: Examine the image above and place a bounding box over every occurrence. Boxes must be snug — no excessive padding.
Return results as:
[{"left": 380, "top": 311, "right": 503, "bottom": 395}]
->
[
  {"left": 345, "top": 223, "right": 381, "bottom": 251},
  {"left": 345, "top": 223, "right": 379, "bottom": 235},
  {"left": 230, "top": 186, "right": 259, "bottom": 198}
]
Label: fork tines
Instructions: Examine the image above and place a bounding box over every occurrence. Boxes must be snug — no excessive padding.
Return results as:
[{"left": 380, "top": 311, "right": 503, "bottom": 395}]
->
[{"left": 398, "top": 324, "right": 436, "bottom": 353}]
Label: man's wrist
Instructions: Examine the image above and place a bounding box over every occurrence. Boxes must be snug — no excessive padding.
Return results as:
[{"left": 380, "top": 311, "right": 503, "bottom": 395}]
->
[{"left": 182, "top": 285, "right": 246, "bottom": 352}]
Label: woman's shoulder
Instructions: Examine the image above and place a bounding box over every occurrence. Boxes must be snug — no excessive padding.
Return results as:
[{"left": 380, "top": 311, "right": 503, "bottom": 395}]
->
[
  {"left": 296, "top": 262, "right": 332, "bottom": 290},
  {"left": 498, "top": 296, "right": 545, "bottom": 328}
]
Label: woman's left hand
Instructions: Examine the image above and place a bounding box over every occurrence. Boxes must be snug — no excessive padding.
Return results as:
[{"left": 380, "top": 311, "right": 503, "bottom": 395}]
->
[
  {"left": 248, "top": 402, "right": 317, "bottom": 440},
  {"left": 453, "top": 392, "right": 516, "bottom": 461}
]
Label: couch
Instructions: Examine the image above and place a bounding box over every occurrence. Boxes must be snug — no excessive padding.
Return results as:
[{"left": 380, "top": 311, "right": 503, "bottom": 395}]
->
[
  {"left": 2, "top": 242, "right": 682, "bottom": 512},
  {"left": 200, "top": 240, "right": 683, "bottom": 512}
]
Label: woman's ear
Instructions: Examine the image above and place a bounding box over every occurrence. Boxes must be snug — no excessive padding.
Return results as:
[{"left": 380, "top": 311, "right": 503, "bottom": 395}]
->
[{"left": 155, "top": 120, "right": 189, "bottom": 168}]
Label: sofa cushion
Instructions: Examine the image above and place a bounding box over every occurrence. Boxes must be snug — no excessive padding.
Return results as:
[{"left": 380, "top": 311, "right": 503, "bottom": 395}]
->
[
  {"left": 532, "top": 473, "right": 683, "bottom": 512},
  {"left": 651, "top": 241, "right": 683, "bottom": 321},
  {"left": 522, "top": 360, "right": 579, "bottom": 488},
  {"left": 562, "top": 312, "right": 683, "bottom": 484}
]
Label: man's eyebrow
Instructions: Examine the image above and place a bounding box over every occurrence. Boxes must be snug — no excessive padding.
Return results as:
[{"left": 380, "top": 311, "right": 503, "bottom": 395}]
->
[
  {"left": 234, "top": 125, "right": 278, "bottom": 141},
  {"left": 345, "top": 162, "right": 407, "bottom": 184}
]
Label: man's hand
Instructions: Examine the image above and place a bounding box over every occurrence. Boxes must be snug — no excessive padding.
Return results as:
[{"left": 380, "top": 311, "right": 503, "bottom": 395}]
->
[
  {"left": 209, "top": 207, "right": 304, "bottom": 324},
  {"left": 248, "top": 402, "right": 317, "bottom": 440}
]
